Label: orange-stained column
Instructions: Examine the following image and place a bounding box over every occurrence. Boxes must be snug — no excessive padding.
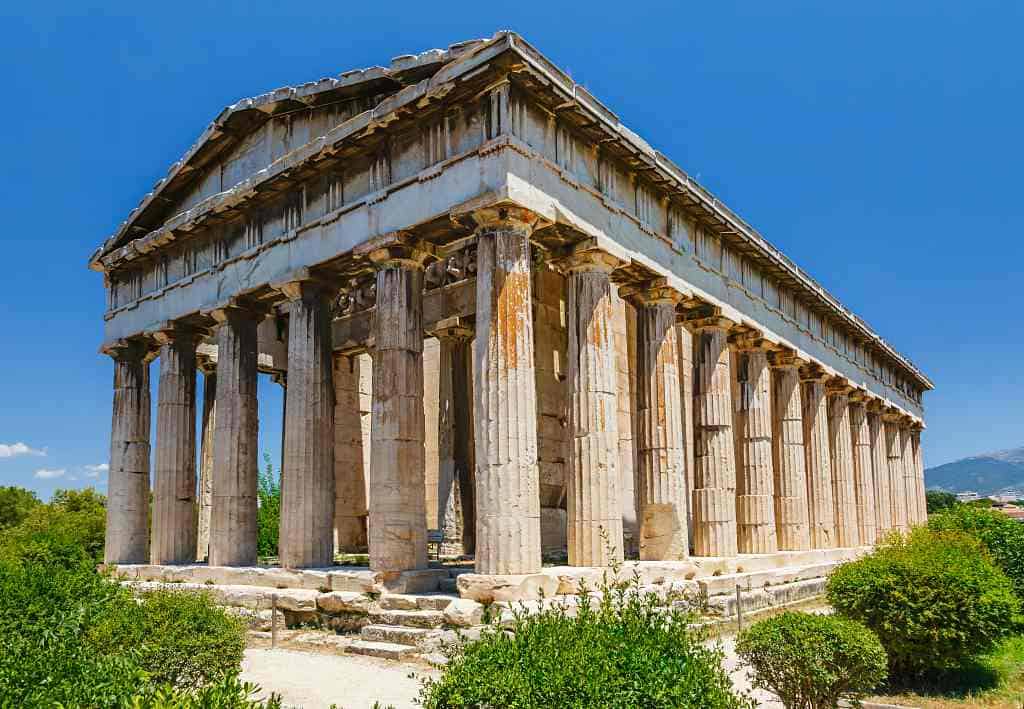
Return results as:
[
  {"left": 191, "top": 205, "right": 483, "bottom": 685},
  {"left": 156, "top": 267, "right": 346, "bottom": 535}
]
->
[
  {"left": 622, "top": 279, "right": 688, "bottom": 561},
  {"left": 472, "top": 207, "right": 543, "bottom": 575},
  {"left": 731, "top": 334, "right": 776, "bottom": 554},
  {"left": 104, "top": 341, "right": 153, "bottom": 565},
  {"left": 688, "top": 311, "right": 738, "bottom": 557},
  {"left": 768, "top": 350, "right": 811, "bottom": 550},
  {"left": 827, "top": 380, "right": 859, "bottom": 548},
  {"left": 867, "top": 402, "right": 893, "bottom": 538},
  {"left": 801, "top": 365, "right": 836, "bottom": 549},
  {"left": 883, "top": 411, "right": 908, "bottom": 532},
  {"left": 848, "top": 393, "right": 877, "bottom": 545},
  {"left": 899, "top": 419, "right": 918, "bottom": 526}
]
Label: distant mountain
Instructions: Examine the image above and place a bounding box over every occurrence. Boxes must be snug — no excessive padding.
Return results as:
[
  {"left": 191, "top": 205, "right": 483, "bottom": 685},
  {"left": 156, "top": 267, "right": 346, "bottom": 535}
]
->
[{"left": 926, "top": 446, "right": 1024, "bottom": 495}]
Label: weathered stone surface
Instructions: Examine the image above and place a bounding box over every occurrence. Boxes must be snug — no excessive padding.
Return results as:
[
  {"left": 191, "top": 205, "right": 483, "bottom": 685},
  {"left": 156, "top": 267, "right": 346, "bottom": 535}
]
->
[
  {"left": 151, "top": 328, "right": 199, "bottom": 565},
  {"left": 849, "top": 397, "right": 878, "bottom": 545},
  {"left": 456, "top": 572, "right": 559, "bottom": 603},
  {"left": 105, "top": 344, "right": 152, "bottom": 565},
  {"left": 801, "top": 371, "right": 836, "bottom": 549},
  {"left": 769, "top": 353, "right": 811, "bottom": 551},
  {"left": 899, "top": 421, "right": 917, "bottom": 526},
  {"left": 333, "top": 353, "right": 368, "bottom": 552},
  {"left": 691, "top": 316, "right": 738, "bottom": 557},
  {"left": 827, "top": 385, "right": 859, "bottom": 547},
  {"left": 317, "top": 591, "right": 374, "bottom": 614},
  {"left": 473, "top": 208, "right": 542, "bottom": 575},
  {"left": 443, "top": 598, "right": 485, "bottom": 627},
  {"left": 868, "top": 407, "right": 893, "bottom": 538},
  {"left": 733, "top": 343, "right": 776, "bottom": 554},
  {"left": 196, "top": 366, "right": 216, "bottom": 561},
  {"left": 611, "top": 292, "right": 639, "bottom": 557},
  {"left": 434, "top": 326, "right": 474, "bottom": 557},
  {"left": 884, "top": 415, "right": 909, "bottom": 532},
  {"left": 565, "top": 251, "right": 623, "bottom": 566},
  {"left": 279, "top": 282, "right": 335, "bottom": 568},
  {"left": 210, "top": 307, "right": 260, "bottom": 567}
]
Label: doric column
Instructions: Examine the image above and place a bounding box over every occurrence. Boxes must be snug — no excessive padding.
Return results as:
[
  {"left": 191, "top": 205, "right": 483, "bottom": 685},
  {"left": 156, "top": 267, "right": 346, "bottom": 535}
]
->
[
  {"left": 151, "top": 325, "right": 200, "bottom": 565},
  {"left": 801, "top": 366, "right": 836, "bottom": 548},
  {"left": 883, "top": 412, "right": 908, "bottom": 532},
  {"left": 334, "top": 353, "right": 369, "bottom": 552},
  {"left": 676, "top": 323, "right": 695, "bottom": 547},
  {"left": 473, "top": 206, "right": 543, "bottom": 575},
  {"left": 911, "top": 425, "right": 926, "bottom": 524},
  {"left": 196, "top": 359, "right": 216, "bottom": 562},
  {"left": 689, "top": 311, "right": 738, "bottom": 557},
  {"left": 433, "top": 321, "right": 475, "bottom": 557},
  {"left": 827, "top": 380, "right": 859, "bottom": 548},
  {"left": 621, "top": 280, "right": 687, "bottom": 561},
  {"left": 769, "top": 350, "right": 811, "bottom": 551},
  {"left": 103, "top": 341, "right": 153, "bottom": 565},
  {"left": 563, "top": 248, "right": 624, "bottom": 566},
  {"left": 848, "top": 393, "right": 877, "bottom": 545},
  {"left": 278, "top": 279, "right": 336, "bottom": 568},
  {"left": 731, "top": 334, "right": 777, "bottom": 554},
  {"left": 867, "top": 402, "right": 893, "bottom": 538},
  {"left": 209, "top": 306, "right": 261, "bottom": 567},
  {"left": 367, "top": 239, "right": 432, "bottom": 575},
  {"left": 899, "top": 419, "right": 917, "bottom": 527}
]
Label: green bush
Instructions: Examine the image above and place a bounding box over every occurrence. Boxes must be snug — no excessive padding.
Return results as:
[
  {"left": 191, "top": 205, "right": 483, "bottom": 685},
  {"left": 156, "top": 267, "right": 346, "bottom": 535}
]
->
[
  {"left": 0, "top": 486, "right": 40, "bottom": 530},
  {"left": 257, "top": 454, "right": 280, "bottom": 558},
  {"left": 419, "top": 575, "right": 751, "bottom": 709},
  {"left": 925, "top": 490, "right": 958, "bottom": 514},
  {"left": 929, "top": 504, "right": 1024, "bottom": 599},
  {"left": 1, "top": 486, "right": 107, "bottom": 565},
  {"left": 827, "top": 528, "right": 1019, "bottom": 679},
  {"left": 736, "top": 611, "right": 887, "bottom": 708}
]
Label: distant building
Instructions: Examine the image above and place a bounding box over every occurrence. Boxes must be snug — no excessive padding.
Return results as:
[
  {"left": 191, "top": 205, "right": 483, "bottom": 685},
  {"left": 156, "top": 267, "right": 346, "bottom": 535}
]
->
[{"left": 956, "top": 491, "right": 980, "bottom": 502}]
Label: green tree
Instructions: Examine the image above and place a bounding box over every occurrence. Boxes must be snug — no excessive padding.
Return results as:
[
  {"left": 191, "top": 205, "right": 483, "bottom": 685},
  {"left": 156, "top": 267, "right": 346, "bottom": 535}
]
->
[
  {"left": 926, "top": 489, "right": 958, "bottom": 514},
  {"left": 1, "top": 487, "right": 107, "bottom": 564},
  {"left": 257, "top": 454, "right": 280, "bottom": 558},
  {"left": 0, "top": 486, "right": 40, "bottom": 530},
  {"left": 929, "top": 504, "right": 1024, "bottom": 599}
]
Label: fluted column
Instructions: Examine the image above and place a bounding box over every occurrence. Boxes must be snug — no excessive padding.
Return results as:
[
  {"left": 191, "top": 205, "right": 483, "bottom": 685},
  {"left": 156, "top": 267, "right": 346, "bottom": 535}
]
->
[
  {"left": 899, "top": 420, "right": 917, "bottom": 527},
  {"left": 689, "top": 312, "right": 738, "bottom": 557},
  {"left": 565, "top": 249, "right": 624, "bottom": 566},
  {"left": 769, "top": 351, "right": 811, "bottom": 551},
  {"left": 867, "top": 403, "right": 893, "bottom": 538},
  {"left": 801, "top": 367, "right": 836, "bottom": 548},
  {"left": 731, "top": 335, "right": 776, "bottom": 554},
  {"left": 473, "top": 206, "right": 542, "bottom": 574},
  {"left": 195, "top": 361, "right": 216, "bottom": 561},
  {"left": 368, "top": 242, "right": 431, "bottom": 575},
  {"left": 911, "top": 425, "right": 926, "bottom": 523},
  {"left": 868, "top": 403, "right": 892, "bottom": 536},
  {"left": 209, "top": 306, "right": 261, "bottom": 567},
  {"left": 827, "top": 382, "right": 859, "bottom": 548},
  {"left": 848, "top": 394, "right": 877, "bottom": 545},
  {"left": 883, "top": 412, "right": 908, "bottom": 532},
  {"left": 104, "top": 342, "right": 152, "bottom": 565},
  {"left": 434, "top": 322, "right": 475, "bottom": 557},
  {"left": 278, "top": 280, "right": 335, "bottom": 568},
  {"left": 151, "top": 326, "right": 200, "bottom": 564},
  {"left": 334, "top": 353, "right": 369, "bottom": 552},
  {"left": 621, "top": 281, "right": 687, "bottom": 561}
]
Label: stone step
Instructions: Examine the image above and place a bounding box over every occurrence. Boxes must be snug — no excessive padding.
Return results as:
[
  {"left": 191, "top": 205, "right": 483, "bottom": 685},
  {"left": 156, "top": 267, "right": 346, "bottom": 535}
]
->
[
  {"left": 347, "top": 639, "right": 416, "bottom": 660},
  {"left": 379, "top": 593, "right": 455, "bottom": 611},
  {"left": 361, "top": 623, "right": 433, "bottom": 646},
  {"left": 370, "top": 609, "right": 446, "bottom": 628}
]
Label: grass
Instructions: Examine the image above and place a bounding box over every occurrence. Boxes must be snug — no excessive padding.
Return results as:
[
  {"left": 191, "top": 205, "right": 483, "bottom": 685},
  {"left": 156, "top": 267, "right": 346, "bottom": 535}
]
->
[{"left": 870, "top": 635, "right": 1024, "bottom": 708}]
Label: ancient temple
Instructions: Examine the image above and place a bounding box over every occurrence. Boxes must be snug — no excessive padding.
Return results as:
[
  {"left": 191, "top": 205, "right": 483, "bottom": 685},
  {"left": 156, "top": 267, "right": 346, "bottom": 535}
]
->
[{"left": 90, "top": 32, "right": 930, "bottom": 585}]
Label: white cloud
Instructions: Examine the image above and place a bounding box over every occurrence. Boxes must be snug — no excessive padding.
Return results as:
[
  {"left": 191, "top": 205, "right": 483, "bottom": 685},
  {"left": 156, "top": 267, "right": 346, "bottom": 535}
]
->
[
  {"left": 34, "top": 468, "right": 66, "bottom": 480},
  {"left": 84, "top": 463, "right": 109, "bottom": 478},
  {"left": 0, "top": 442, "right": 45, "bottom": 458}
]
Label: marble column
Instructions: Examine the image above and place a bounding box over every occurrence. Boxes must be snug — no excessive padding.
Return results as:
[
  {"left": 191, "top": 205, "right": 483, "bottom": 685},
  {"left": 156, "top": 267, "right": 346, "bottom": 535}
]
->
[
  {"left": 334, "top": 353, "right": 368, "bottom": 552},
  {"left": 151, "top": 326, "right": 200, "bottom": 565},
  {"left": 279, "top": 281, "right": 336, "bottom": 568},
  {"left": 867, "top": 403, "right": 893, "bottom": 538},
  {"left": 731, "top": 336, "right": 777, "bottom": 554},
  {"left": 368, "top": 244, "right": 430, "bottom": 575},
  {"left": 473, "top": 207, "right": 542, "bottom": 575},
  {"left": 883, "top": 413, "right": 908, "bottom": 532},
  {"left": 848, "top": 394, "right": 877, "bottom": 545},
  {"left": 899, "top": 420, "right": 917, "bottom": 526},
  {"left": 801, "top": 367, "right": 836, "bottom": 548},
  {"left": 434, "top": 323, "right": 475, "bottom": 557},
  {"left": 209, "top": 306, "right": 260, "bottom": 567},
  {"left": 911, "top": 425, "right": 927, "bottom": 524},
  {"left": 827, "top": 382, "right": 859, "bottom": 548},
  {"left": 768, "top": 351, "right": 811, "bottom": 551},
  {"left": 676, "top": 323, "right": 695, "bottom": 549},
  {"left": 104, "top": 342, "right": 152, "bottom": 565},
  {"left": 622, "top": 281, "right": 687, "bottom": 561},
  {"left": 196, "top": 362, "right": 216, "bottom": 561},
  {"left": 565, "top": 250, "right": 623, "bottom": 566},
  {"left": 689, "top": 313, "right": 738, "bottom": 557}
]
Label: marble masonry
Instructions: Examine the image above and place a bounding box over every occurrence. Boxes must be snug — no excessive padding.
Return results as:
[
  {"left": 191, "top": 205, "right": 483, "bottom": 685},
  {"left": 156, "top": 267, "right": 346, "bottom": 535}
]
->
[{"left": 91, "top": 33, "right": 931, "bottom": 596}]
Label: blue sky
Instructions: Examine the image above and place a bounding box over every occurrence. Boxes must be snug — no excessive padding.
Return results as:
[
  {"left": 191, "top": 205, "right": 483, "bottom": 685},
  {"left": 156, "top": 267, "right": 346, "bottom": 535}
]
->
[{"left": 1, "top": 1, "right": 1021, "bottom": 500}]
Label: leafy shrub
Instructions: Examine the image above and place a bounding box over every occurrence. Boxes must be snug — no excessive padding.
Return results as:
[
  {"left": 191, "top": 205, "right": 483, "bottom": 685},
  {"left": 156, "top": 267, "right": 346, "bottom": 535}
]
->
[
  {"left": 257, "top": 454, "right": 280, "bottom": 558},
  {"left": 91, "top": 587, "right": 247, "bottom": 689},
  {"left": 1, "top": 486, "right": 107, "bottom": 564},
  {"left": 736, "top": 611, "right": 887, "bottom": 708},
  {"left": 419, "top": 575, "right": 751, "bottom": 709},
  {"left": 929, "top": 504, "right": 1024, "bottom": 599},
  {"left": 119, "top": 675, "right": 282, "bottom": 708},
  {"left": 925, "top": 490, "right": 958, "bottom": 514},
  {"left": 827, "top": 528, "right": 1018, "bottom": 679},
  {"left": 0, "top": 486, "right": 40, "bottom": 530}
]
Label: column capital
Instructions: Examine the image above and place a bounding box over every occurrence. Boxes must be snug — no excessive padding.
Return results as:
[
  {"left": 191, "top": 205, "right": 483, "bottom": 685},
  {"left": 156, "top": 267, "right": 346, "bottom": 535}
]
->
[
  {"left": 271, "top": 268, "right": 338, "bottom": 302},
  {"left": 881, "top": 406, "right": 904, "bottom": 423},
  {"left": 825, "top": 377, "right": 855, "bottom": 397},
  {"left": 552, "top": 246, "right": 626, "bottom": 275},
  {"left": 619, "top": 277, "right": 686, "bottom": 306},
  {"left": 848, "top": 389, "right": 872, "bottom": 406},
  {"left": 728, "top": 327, "right": 775, "bottom": 352},
  {"left": 798, "top": 362, "right": 830, "bottom": 383},
  {"left": 150, "top": 321, "right": 204, "bottom": 347},
  {"left": 101, "top": 338, "right": 158, "bottom": 363},
  {"left": 768, "top": 347, "right": 807, "bottom": 369},
  {"left": 205, "top": 299, "right": 271, "bottom": 325},
  {"left": 429, "top": 316, "right": 474, "bottom": 342},
  {"left": 469, "top": 204, "right": 544, "bottom": 236},
  {"left": 684, "top": 305, "right": 737, "bottom": 332}
]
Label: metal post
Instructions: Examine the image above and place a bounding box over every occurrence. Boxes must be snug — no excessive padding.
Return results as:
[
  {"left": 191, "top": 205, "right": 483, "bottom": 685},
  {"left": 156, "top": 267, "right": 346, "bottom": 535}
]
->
[
  {"left": 271, "top": 593, "right": 279, "bottom": 648},
  {"left": 735, "top": 584, "right": 743, "bottom": 632}
]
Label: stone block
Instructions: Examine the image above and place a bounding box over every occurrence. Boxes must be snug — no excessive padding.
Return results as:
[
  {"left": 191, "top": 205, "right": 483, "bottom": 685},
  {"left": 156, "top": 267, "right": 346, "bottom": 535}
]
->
[
  {"left": 456, "top": 572, "right": 560, "bottom": 603},
  {"left": 317, "top": 591, "right": 374, "bottom": 614},
  {"left": 443, "top": 598, "right": 485, "bottom": 627}
]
